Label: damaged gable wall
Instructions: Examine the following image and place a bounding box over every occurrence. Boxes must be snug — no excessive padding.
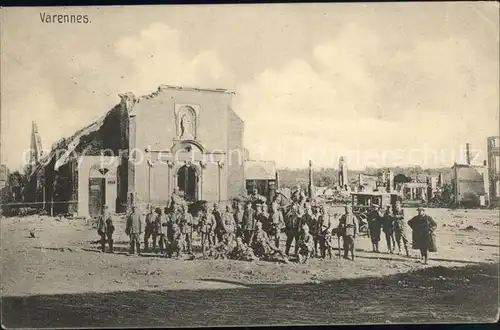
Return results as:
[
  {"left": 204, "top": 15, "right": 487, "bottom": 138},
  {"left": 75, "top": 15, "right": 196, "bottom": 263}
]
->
[{"left": 27, "top": 99, "right": 131, "bottom": 215}]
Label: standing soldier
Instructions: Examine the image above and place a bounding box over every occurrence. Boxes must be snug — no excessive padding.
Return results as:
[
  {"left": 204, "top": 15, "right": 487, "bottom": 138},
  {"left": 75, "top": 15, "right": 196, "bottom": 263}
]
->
[
  {"left": 249, "top": 188, "right": 267, "bottom": 210},
  {"left": 268, "top": 200, "right": 284, "bottom": 248},
  {"left": 284, "top": 203, "right": 302, "bottom": 256},
  {"left": 199, "top": 202, "right": 216, "bottom": 256},
  {"left": 382, "top": 205, "right": 396, "bottom": 253},
  {"left": 105, "top": 210, "right": 115, "bottom": 253},
  {"left": 222, "top": 204, "right": 236, "bottom": 243},
  {"left": 291, "top": 184, "right": 306, "bottom": 207},
  {"left": 143, "top": 205, "right": 155, "bottom": 253},
  {"left": 96, "top": 205, "right": 114, "bottom": 253},
  {"left": 338, "top": 205, "right": 358, "bottom": 260},
  {"left": 154, "top": 207, "right": 168, "bottom": 254},
  {"left": 179, "top": 206, "right": 194, "bottom": 254},
  {"left": 301, "top": 203, "right": 315, "bottom": 228},
  {"left": 168, "top": 223, "right": 186, "bottom": 258},
  {"left": 213, "top": 203, "right": 224, "bottom": 244},
  {"left": 317, "top": 205, "right": 334, "bottom": 259},
  {"left": 255, "top": 203, "right": 268, "bottom": 233},
  {"left": 297, "top": 223, "right": 315, "bottom": 263},
  {"left": 233, "top": 202, "right": 244, "bottom": 238},
  {"left": 367, "top": 204, "right": 383, "bottom": 252},
  {"left": 408, "top": 207, "right": 437, "bottom": 264},
  {"left": 125, "top": 205, "right": 142, "bottom": 255},
  {"left": 168, "top": 187, "right": 184, "bottom": 213},
  {"left": 392, "top": 201, "right": 409, "bottom": 256},
  {"left": 167, "top": 204, "right": 181, "bottom": 243},
  {"left": 241, "top": 201, "right": 256, "bottom": 245},
  {"left": 302, "top": 204, "right": 319, "bottom": 256}
]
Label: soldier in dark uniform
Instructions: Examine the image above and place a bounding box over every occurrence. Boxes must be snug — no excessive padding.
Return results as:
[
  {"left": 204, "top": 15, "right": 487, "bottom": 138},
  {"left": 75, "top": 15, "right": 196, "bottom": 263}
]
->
[
  {"left": 213, "top": 203, "right": 224, "bottom": 244},
  {"left": 241, "top": 202, "right": 256, "bottom": 245},
  {"left": 96, "top": 205, "right": 114, "bottom": 253},
  {"left": 143, "top": 205, "right": 155, "bottom": 253},
  {"left": 284, "top": 203, "right": 302, "bottom": 256},
  {"left": 153, "top": 207, "right": 167, "bottom": 254},
  {"left": 382, "top": 205, "right": 396, "bottom": 253},
  {"left": 392, "top": 201, "right": 409, "bottom": 256},
  {"left": 104, "top": 211, "right": 115, "bottom": 253},
  {"left": 125, "top": 205, "right": 142, "bottom": 255},
  {"left": 367, "top": 204, "right": 383, "bottom": 252},
  {"left": 233, "top": 202, "right": 244, "bottom": 238}
]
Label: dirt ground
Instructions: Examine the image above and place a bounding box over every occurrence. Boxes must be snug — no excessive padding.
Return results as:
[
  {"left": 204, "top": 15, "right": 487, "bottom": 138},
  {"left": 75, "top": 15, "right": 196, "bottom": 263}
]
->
[{"left": 1, "top": 207, "right": 499, "bottom": 326}]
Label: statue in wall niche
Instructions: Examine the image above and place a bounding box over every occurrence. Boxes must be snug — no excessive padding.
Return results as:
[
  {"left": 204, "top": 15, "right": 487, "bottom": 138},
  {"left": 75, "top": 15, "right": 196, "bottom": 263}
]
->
[{"left": 179, "top": 108, "right": 195, "bottom": 139}]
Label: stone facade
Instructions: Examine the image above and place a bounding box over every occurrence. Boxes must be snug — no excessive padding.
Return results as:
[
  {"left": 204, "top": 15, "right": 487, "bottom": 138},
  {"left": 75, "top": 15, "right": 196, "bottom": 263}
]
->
[
  {"left": 126, "top": 86, "right": 246, "bottom": 208},
  {"left": 452, "top": 163, "right": 489, "bottom": 207}
]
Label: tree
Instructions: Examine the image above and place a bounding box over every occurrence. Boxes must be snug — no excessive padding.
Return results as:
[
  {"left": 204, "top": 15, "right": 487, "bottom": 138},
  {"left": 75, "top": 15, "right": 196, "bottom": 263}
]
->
[{"left": 315, "top": 175, "right": 334, "bottom": 187}]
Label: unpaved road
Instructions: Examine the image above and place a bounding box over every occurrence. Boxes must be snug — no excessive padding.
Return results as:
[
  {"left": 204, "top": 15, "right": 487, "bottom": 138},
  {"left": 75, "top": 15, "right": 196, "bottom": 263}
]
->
[{"left": 1, "top": 208, "right": 499, "bottom": 326}]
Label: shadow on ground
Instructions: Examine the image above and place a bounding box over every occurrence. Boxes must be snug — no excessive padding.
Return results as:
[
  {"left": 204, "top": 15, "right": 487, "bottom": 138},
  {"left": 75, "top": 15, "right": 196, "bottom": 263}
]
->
[{"left": 2, "top": 263, "right": 498, "bottom": 327}]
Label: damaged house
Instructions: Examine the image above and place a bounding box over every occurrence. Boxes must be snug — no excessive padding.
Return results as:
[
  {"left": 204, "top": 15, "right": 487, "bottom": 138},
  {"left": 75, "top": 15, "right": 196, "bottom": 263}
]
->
[{"left": 26, "top": 85, "right": 276, "bottom": 218}]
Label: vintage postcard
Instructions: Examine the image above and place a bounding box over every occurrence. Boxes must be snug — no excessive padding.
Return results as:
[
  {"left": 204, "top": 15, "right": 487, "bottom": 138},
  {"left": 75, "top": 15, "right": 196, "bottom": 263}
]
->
[{"left": 1, "top": 2, "right": 499, "bottom": 327}]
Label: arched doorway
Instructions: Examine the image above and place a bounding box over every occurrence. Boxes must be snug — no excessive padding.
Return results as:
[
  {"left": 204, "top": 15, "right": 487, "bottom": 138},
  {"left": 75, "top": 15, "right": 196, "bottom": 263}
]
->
[
  {"left": 89, "top": 166, "right": 109, "bottom": 218},
  {"left": 177, "top": 165, "right": 198, "bottom": 202}
]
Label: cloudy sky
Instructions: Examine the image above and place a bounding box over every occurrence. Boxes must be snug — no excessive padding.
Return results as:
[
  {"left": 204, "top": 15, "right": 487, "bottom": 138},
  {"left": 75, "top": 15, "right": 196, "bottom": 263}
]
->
[{"left": 1, "top": 3, "right": 498, "bottom": 170}]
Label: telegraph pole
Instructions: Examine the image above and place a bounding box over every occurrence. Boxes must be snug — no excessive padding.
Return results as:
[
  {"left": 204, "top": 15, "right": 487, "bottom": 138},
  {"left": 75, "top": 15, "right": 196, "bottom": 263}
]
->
[{"left": 308, "top": 160, "right": 314, "bottom": 199}]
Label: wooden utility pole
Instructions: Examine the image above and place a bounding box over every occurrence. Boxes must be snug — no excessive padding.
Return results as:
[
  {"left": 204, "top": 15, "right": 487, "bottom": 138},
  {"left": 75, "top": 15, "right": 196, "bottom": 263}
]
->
[{"left": 308, "top": 160, "right": 314, "bottom": 199}]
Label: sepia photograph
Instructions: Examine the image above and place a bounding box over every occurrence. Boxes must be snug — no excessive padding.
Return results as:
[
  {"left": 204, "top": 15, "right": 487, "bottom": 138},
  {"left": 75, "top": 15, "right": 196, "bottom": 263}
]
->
[{"left": 1, "top": 2, "right": 499, "bottom": 327}]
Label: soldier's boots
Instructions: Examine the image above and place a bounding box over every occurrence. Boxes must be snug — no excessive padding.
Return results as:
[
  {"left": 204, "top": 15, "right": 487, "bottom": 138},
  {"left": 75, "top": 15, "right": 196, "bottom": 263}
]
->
[
  {"left": 109, "top": 239, "right": 114, "bottom": 253},
  {"left": 144, "top": 242, "right": 149, "bottom": 253},
  {"left": 285, "top": 245, "right": 291, "bottom": 256},
  {"left": 100, "top": 237, "right": 106, "bottom": 252}
]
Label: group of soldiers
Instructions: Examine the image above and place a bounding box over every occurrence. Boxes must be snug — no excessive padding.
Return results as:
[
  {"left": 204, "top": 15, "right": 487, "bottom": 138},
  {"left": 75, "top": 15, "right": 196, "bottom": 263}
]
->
[
  {"left": 96, "top": 185, "right": 438, "bottom": 265},
  {"left": 354, "top": 201, "right": 438, "bottom": 264}
]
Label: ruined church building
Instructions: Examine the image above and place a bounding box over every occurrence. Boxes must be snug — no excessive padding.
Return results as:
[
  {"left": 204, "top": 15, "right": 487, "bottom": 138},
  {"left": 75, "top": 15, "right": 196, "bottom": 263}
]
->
[{"left": 27, "top": 85, "right": 277, "bottom": 217}]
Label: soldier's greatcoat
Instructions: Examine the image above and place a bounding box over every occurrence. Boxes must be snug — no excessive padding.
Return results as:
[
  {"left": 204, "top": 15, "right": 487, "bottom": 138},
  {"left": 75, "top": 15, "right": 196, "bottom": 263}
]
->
[{"left": 407, "top": 214, "right": 437, "bottom": 252}]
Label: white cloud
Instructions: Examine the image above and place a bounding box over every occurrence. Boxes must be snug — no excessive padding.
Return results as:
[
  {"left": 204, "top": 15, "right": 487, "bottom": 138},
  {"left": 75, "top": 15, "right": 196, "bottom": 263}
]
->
[
  {"left": 2, "top": 18, "right": 496, "bottom": 172},
  {"left": 2, "top": 22, "right": 233, "bottom": 170},
  {"left": 234, "top": 23, "right": 498, "bottom": 169}
]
